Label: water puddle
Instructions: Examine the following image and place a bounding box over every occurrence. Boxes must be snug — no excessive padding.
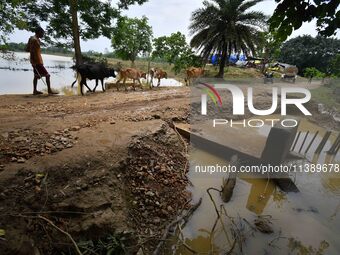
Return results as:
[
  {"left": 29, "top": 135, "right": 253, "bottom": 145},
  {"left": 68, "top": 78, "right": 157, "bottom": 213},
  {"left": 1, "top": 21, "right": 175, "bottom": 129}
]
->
[{"left": 167, "top": 118, "right": 339, "bottom": 254}]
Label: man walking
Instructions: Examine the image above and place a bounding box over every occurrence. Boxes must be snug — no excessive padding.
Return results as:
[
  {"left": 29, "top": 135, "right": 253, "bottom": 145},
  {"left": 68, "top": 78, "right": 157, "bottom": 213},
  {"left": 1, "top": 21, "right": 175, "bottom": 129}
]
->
[{"left": 28, "top": 27, "right": 57, "bottom": 95}]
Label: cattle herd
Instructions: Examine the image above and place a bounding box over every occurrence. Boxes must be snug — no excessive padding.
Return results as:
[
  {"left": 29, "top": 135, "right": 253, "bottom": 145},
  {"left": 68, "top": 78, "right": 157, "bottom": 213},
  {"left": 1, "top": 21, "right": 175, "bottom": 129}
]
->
[{"left": 71, "top": 63, "right": 205, "bottom": 95}]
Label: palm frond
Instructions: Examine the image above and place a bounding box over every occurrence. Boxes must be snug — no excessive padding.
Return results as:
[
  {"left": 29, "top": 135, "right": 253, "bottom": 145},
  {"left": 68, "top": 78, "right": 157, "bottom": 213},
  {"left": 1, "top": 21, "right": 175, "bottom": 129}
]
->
[{"left": 190, "top": 0, "right": 265, "bottom": 59}]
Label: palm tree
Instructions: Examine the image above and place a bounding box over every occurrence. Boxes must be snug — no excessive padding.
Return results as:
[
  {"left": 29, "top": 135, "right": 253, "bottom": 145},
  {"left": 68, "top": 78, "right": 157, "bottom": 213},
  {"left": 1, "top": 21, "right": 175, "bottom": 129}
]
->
[{"left": 189, "top": 0, "right": 267, "bottom": 77}]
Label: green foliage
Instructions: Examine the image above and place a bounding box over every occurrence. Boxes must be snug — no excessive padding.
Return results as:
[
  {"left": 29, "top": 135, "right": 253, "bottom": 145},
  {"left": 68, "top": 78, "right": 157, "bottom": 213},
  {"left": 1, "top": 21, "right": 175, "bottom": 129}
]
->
[
  {"left": 2, "top": 0, "right": 148, "bottom": 55},
  {"left": 152, "top": 32, "right": 202, "bottom": 73},
  {"left": 111, "top": 16, "right": 153, "bottom": 64},
  {"left": 278, "top": 35, "right": 340, "bottom": 75},
  {"left": 304, "top": 67, "right": 325, "bottom": 79},
  {"left": 21, "top": 0, "right": 120, "bottom": 46},
  {"left": 0, "top": 0, "right": 30, "bottom": 44},
  {"left": 172, "top": 49, "right": 204, "bottom": 74},
  {"left": 270, "top": 0, "right": 340, "bottom": 41},
  {"left": 153, "top": 32, "right": 187, "bottom": 65},
  {"left": 82, "top": 50, "right": 116, "bottom": 59},
  {"left": 189, "top": 0, "right": 267, "bottom": 77},
  {"left": 330, "top": 54, "right": 340, "bottom": 77},
  {"left": 118, "top": 0, "right": 148, "bottom": 9},
  {"left": 257, "top": 31, "right": 282, "bottom": 60},
  {"left": 0, "top": 42, "right": 72, "bottom": 55}
]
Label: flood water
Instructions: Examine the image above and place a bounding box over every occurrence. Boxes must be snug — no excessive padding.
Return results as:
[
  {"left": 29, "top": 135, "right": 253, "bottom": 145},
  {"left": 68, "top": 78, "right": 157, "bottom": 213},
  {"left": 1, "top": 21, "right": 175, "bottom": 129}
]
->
[
  {"left": 0, "top": 52, "right": 182, "bottom": 95},
  {"left": 169, "top": 118, "right": 340, "bottom": 254},
  {"left": 0, "top": 52, "right": 75, "bottom": 94}
]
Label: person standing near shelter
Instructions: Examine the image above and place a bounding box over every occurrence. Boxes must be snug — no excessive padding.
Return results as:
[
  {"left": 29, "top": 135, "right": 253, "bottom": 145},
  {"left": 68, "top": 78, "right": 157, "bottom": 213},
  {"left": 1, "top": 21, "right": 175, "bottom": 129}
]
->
[{"left": 27, "top": 27, "right": 57, "bottom": 95}]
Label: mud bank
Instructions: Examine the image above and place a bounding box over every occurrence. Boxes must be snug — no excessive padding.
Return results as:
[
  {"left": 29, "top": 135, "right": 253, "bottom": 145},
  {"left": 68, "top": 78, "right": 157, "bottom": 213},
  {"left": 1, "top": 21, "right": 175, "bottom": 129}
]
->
[
  {"left": 0, "top": 121, "right": 191, "bottom": 254},
  {"left": 0, "top": 88, "right": 191, "bottom": 254}
]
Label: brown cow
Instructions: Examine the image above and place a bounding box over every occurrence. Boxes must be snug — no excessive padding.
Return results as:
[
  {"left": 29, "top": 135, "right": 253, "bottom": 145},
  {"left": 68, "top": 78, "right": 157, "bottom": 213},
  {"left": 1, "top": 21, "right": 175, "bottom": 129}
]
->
[
  {"left": 149, "top": 68, "right": 167, "bottom": 87},
  {"left": 116, "top": 68, "right": 147, "bottom": 91},
  {"left": 185, "top": 67, "right": 205, "bottom": 86}
]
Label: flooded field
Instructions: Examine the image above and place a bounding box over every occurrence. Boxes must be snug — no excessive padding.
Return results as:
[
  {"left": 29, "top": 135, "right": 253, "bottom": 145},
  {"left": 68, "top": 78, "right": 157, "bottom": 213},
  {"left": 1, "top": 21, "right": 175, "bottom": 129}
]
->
[
  {"left": 0, "top": 52, "right": 75, "bottom": 94},
  {"left": 0, "top": 52, "right": 182, "bottom": 95},
  {"left": 169, "top": 118, "right": 340, "bottom": 254}
]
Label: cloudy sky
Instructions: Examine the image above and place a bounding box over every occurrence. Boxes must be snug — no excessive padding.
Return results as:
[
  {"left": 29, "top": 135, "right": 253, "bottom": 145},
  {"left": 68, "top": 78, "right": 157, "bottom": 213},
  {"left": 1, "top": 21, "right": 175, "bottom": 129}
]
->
[{"left": 9, "top": 0, "right": 339, "bottom": 52}]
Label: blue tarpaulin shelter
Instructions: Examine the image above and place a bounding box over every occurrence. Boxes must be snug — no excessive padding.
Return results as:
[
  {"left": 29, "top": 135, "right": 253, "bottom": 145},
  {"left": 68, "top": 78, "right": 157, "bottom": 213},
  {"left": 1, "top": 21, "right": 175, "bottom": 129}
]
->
[{"left": 211, "top": 54, "right": 247, "bottom": 64}]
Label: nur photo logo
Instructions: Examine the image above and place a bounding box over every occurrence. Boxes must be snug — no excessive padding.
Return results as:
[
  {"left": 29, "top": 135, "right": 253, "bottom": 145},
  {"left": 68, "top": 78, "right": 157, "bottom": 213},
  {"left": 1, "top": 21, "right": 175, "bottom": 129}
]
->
[
  {"left": 198, "top": 82, "right": 223, "bottom": 112},
  {"left": 197, "top": 82, "right": 312, "bottom": 128}
]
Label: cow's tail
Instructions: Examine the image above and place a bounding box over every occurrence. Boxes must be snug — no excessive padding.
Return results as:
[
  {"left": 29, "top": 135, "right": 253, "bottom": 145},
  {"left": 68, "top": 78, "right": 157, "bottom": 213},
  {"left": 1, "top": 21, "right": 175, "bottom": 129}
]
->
[
  {"left": 71, "top": 78, "right": 77, "bottom": 87},
  {"left": 71, "top": 70, "right": 80, "bottom": 87}
]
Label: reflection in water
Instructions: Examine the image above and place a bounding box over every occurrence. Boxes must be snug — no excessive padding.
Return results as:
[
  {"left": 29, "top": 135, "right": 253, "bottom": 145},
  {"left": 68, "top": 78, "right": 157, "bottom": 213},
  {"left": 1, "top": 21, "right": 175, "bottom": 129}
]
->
[
  {"left": 172, "top": 118, "right": 340, "bottom": 255},
  {"left": 175, "top": 234, "right": 221, "bottom": 255},
  {"left": 252, "top": 115, "right": 339, "bottom": 164},
  {"left": 242, "top": 177, "right": 276, "bottom": 215},
  {"left": 321, "top": 173, "right": 340, "bottom": 195},
  {"left": 272, "top": 189, "right": 287, "bottom": 209}
]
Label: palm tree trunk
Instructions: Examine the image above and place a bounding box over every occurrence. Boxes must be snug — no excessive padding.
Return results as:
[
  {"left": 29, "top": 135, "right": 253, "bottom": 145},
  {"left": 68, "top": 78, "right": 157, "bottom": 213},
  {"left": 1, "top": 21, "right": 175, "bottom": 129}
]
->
[
  {"left": 69, "top": 0, "right": 82, "bottom": 65},
  {"left": 217, "top": 48, "right": 227, "bottom": 78}
]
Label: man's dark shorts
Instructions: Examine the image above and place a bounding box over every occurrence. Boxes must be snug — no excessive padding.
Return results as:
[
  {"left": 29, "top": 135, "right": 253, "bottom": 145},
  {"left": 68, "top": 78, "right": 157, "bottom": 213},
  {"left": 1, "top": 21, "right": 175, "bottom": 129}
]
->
[{"left": 33, "top": 64, "right": 50, "bottom": 79}]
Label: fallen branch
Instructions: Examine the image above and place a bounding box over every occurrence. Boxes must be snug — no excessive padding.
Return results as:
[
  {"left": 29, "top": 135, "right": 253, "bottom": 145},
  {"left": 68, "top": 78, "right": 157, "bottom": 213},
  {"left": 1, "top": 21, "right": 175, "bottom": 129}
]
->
[
  {"left": 10, "top": 214, "right": 83, "bottom": 254},
  {"left": 207, "top": 188, "right": 232, "bottom": 246},
  {"left": 37, "top": 215, "right": 83, "bottom": 255},
  {"left": 152, "top": 198, "right": 202, "bottom": 255}
]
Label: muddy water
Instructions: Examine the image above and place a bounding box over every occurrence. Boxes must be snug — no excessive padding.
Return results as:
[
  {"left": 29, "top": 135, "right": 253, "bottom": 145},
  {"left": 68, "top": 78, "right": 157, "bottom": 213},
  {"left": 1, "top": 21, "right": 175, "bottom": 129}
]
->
[
  {"left": 170, "top": 119, "right": 339, "bottom": 254},
  {"left": 0, "top": 52, "right": 183, "bottom": 95},
  {"left": 0, "top": 52, "right": 75, "bottom": 94}
]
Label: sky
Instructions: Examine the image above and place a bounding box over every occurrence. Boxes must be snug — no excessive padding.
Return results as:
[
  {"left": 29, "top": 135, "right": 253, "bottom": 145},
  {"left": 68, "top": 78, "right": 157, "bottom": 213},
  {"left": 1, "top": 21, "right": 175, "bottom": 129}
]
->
[{"left": 9, "top": 0, "right": 340, "bottom": 52}]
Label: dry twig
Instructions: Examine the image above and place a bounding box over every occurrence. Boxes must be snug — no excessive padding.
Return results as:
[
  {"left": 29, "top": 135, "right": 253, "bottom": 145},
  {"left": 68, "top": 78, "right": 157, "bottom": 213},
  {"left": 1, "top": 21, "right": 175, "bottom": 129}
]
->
[
  {"left": 152, "top": 198, "right": 202, "bottom": 255},
  {"left": 37, "top": 215, "right": 83, "bottom": 255}
]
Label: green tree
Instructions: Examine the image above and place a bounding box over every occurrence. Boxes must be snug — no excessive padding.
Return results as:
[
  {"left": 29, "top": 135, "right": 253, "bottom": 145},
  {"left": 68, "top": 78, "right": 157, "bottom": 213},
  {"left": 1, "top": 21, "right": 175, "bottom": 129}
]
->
[
  {"left": 270, "top": 0, "right": 340, "bottom": 41},
  {"left": 111, "top": 16, "right": 152, "bottom": 66},
  {"left": 0, "top": 0, "right": 29, "bottom": 44},
  {"left": 278, "top": 35, "right": 340, "bottom": 75},
  {"left": 153, "top": 32, "right": 188, "bottom": 65},
  {"left": 256, "top": 30, "right": 283, "bottom": 73},
  {"left": 172, "top": 48, "right": 203, "bottom": 74},
  {"left": 257, "top": 31, "right": 282, "bottom": 61},
  {"left": 304, "top": 67, "right": 324, "bottom": 82},
  {"left": 189, "top": 0, "right": 267, "bottom": 78},
  {"left": 152, "top": 32, "right": 202, "bottom": 73},
  {"left": 2, "top": 0, "right": 148, "bottom": 64}
]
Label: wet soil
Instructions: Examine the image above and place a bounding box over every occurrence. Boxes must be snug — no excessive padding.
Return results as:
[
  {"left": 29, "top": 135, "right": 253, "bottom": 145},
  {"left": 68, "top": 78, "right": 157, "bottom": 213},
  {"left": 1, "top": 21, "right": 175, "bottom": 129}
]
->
[{"left": 0, "top": 82, "right": 337, "bottom": 254}]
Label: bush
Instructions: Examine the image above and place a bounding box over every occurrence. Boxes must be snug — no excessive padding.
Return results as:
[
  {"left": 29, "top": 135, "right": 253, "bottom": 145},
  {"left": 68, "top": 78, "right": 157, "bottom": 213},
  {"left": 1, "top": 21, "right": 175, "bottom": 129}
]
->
[{"left": 304, "top": 67, "right": 325, "bottom": 79}]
